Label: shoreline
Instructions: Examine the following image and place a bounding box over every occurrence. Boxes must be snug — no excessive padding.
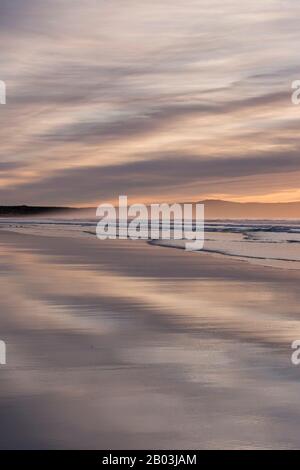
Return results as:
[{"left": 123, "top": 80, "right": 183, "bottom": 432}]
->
[{"left": 1, "top": 219, "right": 300, "bottom": 271}]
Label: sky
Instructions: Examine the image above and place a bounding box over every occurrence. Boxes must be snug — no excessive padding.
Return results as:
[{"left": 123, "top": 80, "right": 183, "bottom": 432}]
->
[{"left": 0, "top": 0, "right": 300, "bottom": 206}]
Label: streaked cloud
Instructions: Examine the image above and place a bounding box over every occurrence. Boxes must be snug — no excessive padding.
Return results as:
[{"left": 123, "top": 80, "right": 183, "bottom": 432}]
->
[{"left": 1, "top": 0, "right": 300, "bottom": 204}]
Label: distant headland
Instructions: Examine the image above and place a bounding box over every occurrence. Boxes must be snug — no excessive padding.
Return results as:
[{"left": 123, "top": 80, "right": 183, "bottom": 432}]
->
[
  {"left": 0, "top": 206, "right": 78, "bottom": 217},
  {"left": 0, "top": 200, "right": 300, "bottom": 219}
]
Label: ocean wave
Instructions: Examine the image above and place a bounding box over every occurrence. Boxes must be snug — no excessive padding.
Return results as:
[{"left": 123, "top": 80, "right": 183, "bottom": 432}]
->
[{"left": 1, "top": 218, "right": 300, "bottom": 270}]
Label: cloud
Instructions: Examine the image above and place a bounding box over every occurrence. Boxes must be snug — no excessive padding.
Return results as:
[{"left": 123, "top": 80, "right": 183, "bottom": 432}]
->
[
  {"left": 1, "top": 146, "right": 300, "bottom": 205},
  {"left": 0, "top": 161, "right": 26, "bottom": 172},
  {"left": 1, "top": 0, "right": 300, "bottom": 204}
]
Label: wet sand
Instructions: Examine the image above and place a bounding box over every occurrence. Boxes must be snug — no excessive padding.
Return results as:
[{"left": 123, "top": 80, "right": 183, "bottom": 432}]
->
[{"left": 1, "top": 229, "right": 300, "bottom": 449}]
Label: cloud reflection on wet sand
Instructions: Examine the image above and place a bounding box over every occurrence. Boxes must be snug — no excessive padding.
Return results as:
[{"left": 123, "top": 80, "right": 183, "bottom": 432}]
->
[{"left": 1, "top": 231, "right": 300, "bottom": 449}]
